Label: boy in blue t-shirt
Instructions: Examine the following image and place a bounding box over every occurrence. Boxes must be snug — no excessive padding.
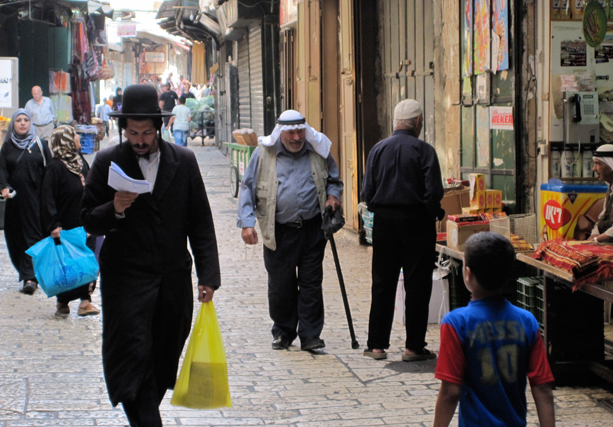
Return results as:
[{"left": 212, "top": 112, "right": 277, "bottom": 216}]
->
[{"left": 434, "top": 232, "right": 555, "bottom": 427}]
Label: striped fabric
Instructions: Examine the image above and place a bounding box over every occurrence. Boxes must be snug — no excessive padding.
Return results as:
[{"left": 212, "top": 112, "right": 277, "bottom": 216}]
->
[{"left": 532, "top": 240, "right": 613, "bottom": 290}]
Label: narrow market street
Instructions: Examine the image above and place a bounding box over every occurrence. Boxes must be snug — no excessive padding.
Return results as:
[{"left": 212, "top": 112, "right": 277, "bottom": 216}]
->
[{"left": 1, "top": 137, "right": 613, "bottom": 427}]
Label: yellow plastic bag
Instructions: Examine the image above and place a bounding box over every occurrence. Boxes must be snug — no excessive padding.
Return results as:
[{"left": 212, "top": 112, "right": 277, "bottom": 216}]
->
[{"left": 171, "top": 301, "right": 232, "bottom": 409}]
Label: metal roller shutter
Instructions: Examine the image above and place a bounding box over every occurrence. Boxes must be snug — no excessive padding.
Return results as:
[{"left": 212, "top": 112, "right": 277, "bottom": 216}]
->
[
  {"left": 238, "top": 37, "right": 251, "bottom": 130},
  {"left": 248, "top": 22, "right": 264, "bottom": 138}
]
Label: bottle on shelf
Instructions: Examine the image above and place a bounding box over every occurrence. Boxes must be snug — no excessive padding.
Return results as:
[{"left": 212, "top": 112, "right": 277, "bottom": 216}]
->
[
  {"left": 582, "top": 148, "right": 594, "bottom": 178},
  {"left": 561, "top": 147, "right": 573, "bottom": 178},
  {"left": 550, "top": 147, "right": 562, "bottom": 178},
  {"left": 571, "top": 147, "right": 582, "bottom": 177}
]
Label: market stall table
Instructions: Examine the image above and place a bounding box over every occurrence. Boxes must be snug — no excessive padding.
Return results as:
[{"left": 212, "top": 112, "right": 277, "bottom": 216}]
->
[{"left": 516, "top": 253, "right": 613, "bottom": 383}]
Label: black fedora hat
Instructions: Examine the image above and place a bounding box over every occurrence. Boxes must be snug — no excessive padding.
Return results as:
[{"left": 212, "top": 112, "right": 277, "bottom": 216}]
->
[{"left": 108, "top": 84, "right": 174, "bottom": 118}]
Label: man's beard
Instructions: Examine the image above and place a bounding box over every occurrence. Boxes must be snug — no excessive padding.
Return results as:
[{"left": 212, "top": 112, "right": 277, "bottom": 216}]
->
[{"left": 133, "top": 144, "right": 151, "bottom": 160}]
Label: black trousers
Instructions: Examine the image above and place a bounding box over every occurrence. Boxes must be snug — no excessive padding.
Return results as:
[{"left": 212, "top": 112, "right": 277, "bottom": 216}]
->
[
  {"left": 263, "top": 216, "right": 327, "bottom": 342},
  {"left": 121, "top": 369, "right": 165, "bottom": 427},
  {"left": 366, "top": 207, "right": 436, "bottom": 351}
]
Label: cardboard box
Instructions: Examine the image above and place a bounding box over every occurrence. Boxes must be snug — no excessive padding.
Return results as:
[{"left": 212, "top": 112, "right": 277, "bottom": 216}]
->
[
  {"left": 486, "top": 189, "right": 502, "bottom": 208},
  {"left": 469, "top": 173, "right": 486, "bottom": 209},
  {"left": 437, "top": 187, "right": 471, "bottom": 232},
  {"left": 446, "top": 220, "right": 490, "bottom": 251}
]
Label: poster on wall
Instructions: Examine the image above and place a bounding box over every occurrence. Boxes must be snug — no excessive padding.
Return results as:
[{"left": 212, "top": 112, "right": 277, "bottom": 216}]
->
[
  {"left": 492, "top": 0, "right": 509, "bottom": 72},
  {"left": 0, "top": 59, "right": 13, "bottom": 109},
  {"left": 560, "top": 40, "right": 587, "bottom": 66},
  {"left": 476, "top": 106, "right": 490, "bottom": 167},
  {"left": 474, "top": 0, "right": 490, "bottom": 74},
  {"left": 462, "top": 0, "right": 473, "bottom": 77}
]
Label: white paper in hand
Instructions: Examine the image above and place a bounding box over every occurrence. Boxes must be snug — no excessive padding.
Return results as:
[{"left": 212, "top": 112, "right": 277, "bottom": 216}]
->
[{"left": 108, "top": 162, "right": 152, "bottom": 194}]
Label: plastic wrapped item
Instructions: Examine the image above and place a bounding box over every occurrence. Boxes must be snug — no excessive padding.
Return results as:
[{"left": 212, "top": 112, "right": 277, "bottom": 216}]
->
[
  {"left": 48, "top": 71, "right": 71, "bottom": 94},
  {"left": 50, "top": 95, "right": 73, "bottom": 123}
]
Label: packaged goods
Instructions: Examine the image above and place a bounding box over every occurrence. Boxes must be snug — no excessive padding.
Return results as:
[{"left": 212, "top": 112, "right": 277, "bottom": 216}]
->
[
  {"left": 462, "top": 207, "right": 481, "bottom": 215},
  {"left": 447, "top": 214, "right": 483, "bottom": 224},
  {"left": 486, "top": 189, "right": 502, "bottom": 208},
  {"left": 469, "top": 173, "right": 486, "bottom": 209}
]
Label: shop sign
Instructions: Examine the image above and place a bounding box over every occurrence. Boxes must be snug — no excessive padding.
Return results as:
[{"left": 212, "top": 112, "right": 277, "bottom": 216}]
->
[
  {"left": 489, "top": 106, "right": 513, "bottom": 130},
  {"left": 117, "top": 22, "right": 137, "bottom": 37},
  {"left": 280, "top": 0, "right": 298, "bottom": 27},
  {"left": 145, "top": 52, "right": 165, "bottom": 63},
  {"left": 0, "top": 59, "right": 13, "bottom": 109}
]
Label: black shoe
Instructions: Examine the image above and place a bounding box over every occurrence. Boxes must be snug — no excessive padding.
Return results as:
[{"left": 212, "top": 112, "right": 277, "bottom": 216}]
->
[
  {"left": 20, "top": 281, "right": 37, "bottom": 295},
  {"left": 272, "top": 336, "right": 291, "bottom": 350},
  {"left": 301, "top": 337, "right": 325, "bottom": 351}
]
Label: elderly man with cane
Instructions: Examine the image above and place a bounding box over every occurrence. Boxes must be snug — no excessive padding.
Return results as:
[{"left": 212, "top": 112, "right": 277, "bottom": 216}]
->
[{"left": 237, "top": 110, "right": 343, "bottom": 352}]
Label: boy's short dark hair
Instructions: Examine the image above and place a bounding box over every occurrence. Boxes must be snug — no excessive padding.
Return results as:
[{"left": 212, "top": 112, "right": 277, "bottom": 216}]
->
[
  {"left": 464, "top": 232, "right": 515, "bottom": 291},
  {"left": 179, "top": 95, "right": 187, "bottom": 104}
]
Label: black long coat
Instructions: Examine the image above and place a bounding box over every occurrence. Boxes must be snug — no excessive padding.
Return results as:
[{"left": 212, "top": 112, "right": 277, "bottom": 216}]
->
[
  {"left": 0, "top": 139, "right": 52, "bottom": 282},
  {"left": 81, "top": 139, "right": 221, "bottom": 406}
]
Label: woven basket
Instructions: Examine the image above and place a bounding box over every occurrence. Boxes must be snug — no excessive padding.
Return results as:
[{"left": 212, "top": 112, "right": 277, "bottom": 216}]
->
[
  {"left": 509, "top": 214, "right": 538, "bottom": 245},
  {"left": 0, "top": 120, "right": 9, "bottom": 131}
]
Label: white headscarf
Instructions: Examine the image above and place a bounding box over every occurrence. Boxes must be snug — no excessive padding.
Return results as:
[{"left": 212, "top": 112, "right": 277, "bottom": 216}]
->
[
  {"left": 594, "top": 144, "right": 613, "bottom": 171},
  {"left": 258, "top": 110, "right": 332, "bottom": 158}
]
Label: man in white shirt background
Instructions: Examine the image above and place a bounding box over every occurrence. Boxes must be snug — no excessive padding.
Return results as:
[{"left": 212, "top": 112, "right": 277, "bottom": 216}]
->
[{"left": 25, "top": 86, "right": 55, "bottom": 141}]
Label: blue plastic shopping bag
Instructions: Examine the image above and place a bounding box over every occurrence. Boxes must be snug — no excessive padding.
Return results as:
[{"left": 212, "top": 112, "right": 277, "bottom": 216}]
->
[{"left": 26, "top": 227, "right": 99, "bottom": 298}]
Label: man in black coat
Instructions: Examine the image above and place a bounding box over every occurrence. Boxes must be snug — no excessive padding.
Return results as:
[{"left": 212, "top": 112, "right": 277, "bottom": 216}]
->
[
  {"left": 361, "top": 99, "right": 444, "bottom": 362},
  {"left": 81, "top": 85, "right": 221, "bottom": 427}
]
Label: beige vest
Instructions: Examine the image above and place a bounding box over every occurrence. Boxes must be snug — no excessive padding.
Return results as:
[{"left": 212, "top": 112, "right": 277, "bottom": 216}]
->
[{"left": 255, "top": 145, "right": 329, "bottom": 250}]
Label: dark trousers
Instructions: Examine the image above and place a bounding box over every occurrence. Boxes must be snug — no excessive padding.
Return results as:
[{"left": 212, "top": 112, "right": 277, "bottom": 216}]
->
[
  {"left": 263, "top": 216, "right": 327, "bottom": 342},
  {"left": 121, "top": 369, "right": 165, "bottom": 427},
  {"left": 366, "top": 207, "right": 436, "bottom": 351}
]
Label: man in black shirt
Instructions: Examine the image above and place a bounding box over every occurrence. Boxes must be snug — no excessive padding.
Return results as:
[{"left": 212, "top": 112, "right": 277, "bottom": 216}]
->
[
  {"left": 159, "top": 83, "right": 178, "bottom": 130},
  {"left": 361, "top": 99, "right": 444, "bottom": 362}
]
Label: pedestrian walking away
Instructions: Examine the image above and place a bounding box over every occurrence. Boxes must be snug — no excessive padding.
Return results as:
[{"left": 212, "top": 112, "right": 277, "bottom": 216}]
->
[
  {"left": 168, "top": 95, "right": 191, "bottom": 147},
  {"left": 25, "top": 85, "right": 55, "bottom": 141},
  {"left": 97, "top": 98, "right": 113, "bottom": 137},
  {"left": 41, "top": 125, "right": 100, "bottom": 317},
  {"left": 159, "top": 82, "right": 178, "bottom": 132},
  {"left": 0, "top": 109, "right": 51, "bottom": 295},
  {"left": 362, "top": 99, "right": 444, "bottom": 361},
  {"left": 237, "top": 109, "right": 343, "bottom": 352},
  {"left": 81, "top": 84, "right": 221, "bottom": 427},
  {"left": 433, "top": 232, "right": 555, "bottom": 427}
]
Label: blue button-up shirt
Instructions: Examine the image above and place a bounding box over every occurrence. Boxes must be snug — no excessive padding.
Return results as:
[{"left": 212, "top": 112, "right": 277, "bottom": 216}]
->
[
  {"left": 97, "top": 103, "right": 112, "bottom": 122},
  {"left": 237, "top": 141, "right": 343, "bottom": 228},
  {"left": 25, "top": 97, "right": 55, "bottom": 126}
]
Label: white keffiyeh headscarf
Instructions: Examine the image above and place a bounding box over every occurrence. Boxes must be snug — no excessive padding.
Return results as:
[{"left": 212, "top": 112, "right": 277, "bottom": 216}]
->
[
  {"left": 594, "top": 144, "right": 613, "bottom": 171},
  {"left": 257, "top": 110, "right": 332, "bottom": 158}
]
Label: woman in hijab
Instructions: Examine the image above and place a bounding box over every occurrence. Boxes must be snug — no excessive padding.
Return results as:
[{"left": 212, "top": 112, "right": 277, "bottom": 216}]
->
[
  {"left": 0, "top": 109, "right": 51, "bottom": 294},
  {"left": 41, "top": 125, "right": 99, "bottom": 317}
]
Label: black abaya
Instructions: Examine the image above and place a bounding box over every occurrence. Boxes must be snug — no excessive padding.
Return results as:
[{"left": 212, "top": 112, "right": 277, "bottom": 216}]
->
[{"left": 0, "top": 139, "right": 52, "bottom": 282}]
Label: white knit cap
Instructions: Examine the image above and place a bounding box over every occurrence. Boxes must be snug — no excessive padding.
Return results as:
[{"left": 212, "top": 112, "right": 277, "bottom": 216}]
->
[
  {"left": 594, "top": 144, "right": 613, "bottom": 171},
  {"left": 258, "top": 110, "right": 332, "bottom": 158},
  {"left": 394, "top": 99, "right": 423, "bottom": 121}
]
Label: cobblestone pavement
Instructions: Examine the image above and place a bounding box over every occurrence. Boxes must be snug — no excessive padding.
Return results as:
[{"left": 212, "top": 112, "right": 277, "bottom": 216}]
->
[{"left": 1, "top": 136, "right": 613, "bottom": 426}]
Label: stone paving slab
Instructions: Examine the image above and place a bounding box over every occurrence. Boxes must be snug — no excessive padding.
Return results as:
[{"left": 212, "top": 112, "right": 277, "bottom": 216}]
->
[{"left": 0, "top": 138, "right": 613, "bottom": 426}]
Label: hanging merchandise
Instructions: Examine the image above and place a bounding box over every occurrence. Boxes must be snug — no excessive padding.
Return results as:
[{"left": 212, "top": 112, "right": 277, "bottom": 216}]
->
[{"left": 99, "top": 53, "right": 115, "bottom": 80}]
